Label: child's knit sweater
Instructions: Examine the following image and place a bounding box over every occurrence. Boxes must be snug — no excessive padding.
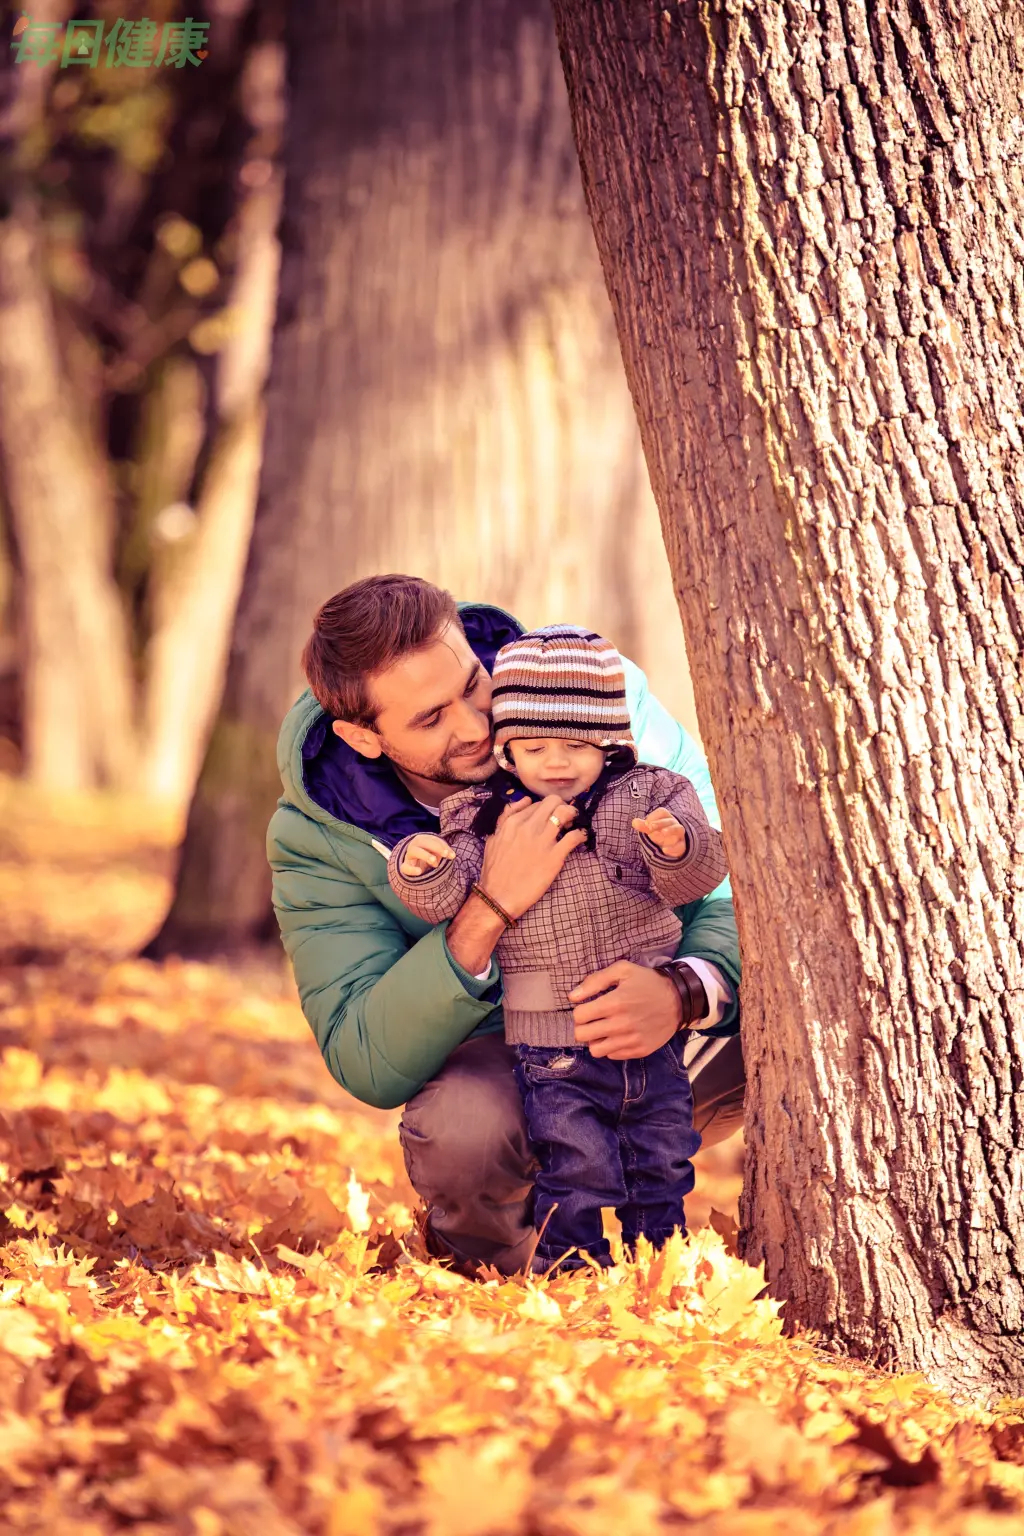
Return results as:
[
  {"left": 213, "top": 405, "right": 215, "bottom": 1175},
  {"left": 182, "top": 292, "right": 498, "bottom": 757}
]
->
[{"left": 387, "top": 765, "right": 727, "bottom": 1047}]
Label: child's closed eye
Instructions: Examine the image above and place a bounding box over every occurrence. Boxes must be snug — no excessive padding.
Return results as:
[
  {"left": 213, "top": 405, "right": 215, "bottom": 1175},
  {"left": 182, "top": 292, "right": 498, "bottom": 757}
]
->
[{"left": 523, "top": 742, "right": 592, "bottom": 755}]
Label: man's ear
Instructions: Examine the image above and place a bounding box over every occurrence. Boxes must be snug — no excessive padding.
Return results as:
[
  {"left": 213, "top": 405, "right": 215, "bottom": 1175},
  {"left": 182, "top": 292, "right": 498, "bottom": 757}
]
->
[{"left": 332, "top": 719, "right": 383, "bottom": 759}]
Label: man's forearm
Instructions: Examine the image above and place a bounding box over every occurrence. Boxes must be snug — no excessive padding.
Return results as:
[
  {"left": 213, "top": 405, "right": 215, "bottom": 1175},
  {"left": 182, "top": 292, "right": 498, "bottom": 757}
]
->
[{"left": 445, "top": 892, "right": 506, "bottom": 976}]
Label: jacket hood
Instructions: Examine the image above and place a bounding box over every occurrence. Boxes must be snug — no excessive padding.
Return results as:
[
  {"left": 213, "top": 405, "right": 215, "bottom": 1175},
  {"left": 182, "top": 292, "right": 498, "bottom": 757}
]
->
[{"left": 276, "top": 601, "right": 524, "bottom": 843}]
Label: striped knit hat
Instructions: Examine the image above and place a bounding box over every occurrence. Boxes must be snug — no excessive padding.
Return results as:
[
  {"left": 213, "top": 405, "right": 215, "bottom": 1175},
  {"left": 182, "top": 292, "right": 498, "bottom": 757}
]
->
[{"left": 491, "top": 626, "right": 636, "bottom": 768}]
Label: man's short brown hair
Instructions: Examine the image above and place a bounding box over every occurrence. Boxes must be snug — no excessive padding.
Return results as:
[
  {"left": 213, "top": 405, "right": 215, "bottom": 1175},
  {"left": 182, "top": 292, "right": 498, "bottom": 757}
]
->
[{"left": 302, "top": 575, "right": 460, "bottom": 725}]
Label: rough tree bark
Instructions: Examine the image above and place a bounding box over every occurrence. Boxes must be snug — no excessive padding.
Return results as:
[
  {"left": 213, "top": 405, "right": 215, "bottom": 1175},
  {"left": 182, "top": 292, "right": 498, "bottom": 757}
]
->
[
  {"left": 551, "top": 0, "right": 1024, "bottom": 1398},
  {"left": 149, "top": 0, "right": 695, "bottom": 955}
]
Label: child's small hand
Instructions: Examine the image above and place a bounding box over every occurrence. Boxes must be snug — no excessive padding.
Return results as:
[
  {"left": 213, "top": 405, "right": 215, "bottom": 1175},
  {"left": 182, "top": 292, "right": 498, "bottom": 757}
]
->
[
  {"left": 400, "top": 834, "right": 456, "bottom": 877},
  {"left": 632, "top": 808, "right": 689, "bottom": 859}
]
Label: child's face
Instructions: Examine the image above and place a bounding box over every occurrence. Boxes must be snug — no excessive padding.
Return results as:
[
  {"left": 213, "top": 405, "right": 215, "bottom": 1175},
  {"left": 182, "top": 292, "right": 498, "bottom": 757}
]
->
[{"left": 506, "top": 739, "right": 607, "bottom": 801}]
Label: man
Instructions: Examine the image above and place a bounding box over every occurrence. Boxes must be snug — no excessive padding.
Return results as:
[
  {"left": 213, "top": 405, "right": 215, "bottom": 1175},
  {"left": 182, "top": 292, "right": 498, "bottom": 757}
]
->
[{"left": 269, "top": 574, "right": 743, "bottom": 1274}]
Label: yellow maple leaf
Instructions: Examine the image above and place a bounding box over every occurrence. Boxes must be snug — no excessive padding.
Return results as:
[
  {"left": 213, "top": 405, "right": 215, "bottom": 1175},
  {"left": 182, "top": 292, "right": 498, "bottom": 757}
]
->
[
  {"left": 417, "top": 1438, "right": 532, "bottom": 1536},
  {"left": 518, "top": 1285, "right": 563, "bottom": 1324},
  {"left": 0, "top": 1411, "right": 44, "bottom": 1483},
  {"left": 346, "top": 1171, "right": 372, "bottom": 1233},
  {"left": 327, "top": 1481, "right": 385, "bottom": 1535},
  {"left": 191, "top": 1251, "right": 273, "bottom": 1296},
  {"left": 0, "top": 1301, "right": 52, "bottom": 1361}
]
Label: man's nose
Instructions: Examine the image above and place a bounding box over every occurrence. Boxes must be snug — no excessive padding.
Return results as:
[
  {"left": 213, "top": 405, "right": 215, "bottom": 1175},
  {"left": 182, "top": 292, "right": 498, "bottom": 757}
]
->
[{"left": 452, "top": 697, "right": 491, "bottom": 742}]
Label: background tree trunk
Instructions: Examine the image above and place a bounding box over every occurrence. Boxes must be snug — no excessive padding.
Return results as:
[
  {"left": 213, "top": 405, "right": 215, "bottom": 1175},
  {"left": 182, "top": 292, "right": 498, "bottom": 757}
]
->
[
  {"left": 140, "top": 44, "right": 285, "bottom": 806},
  {"left": 149, "top": 0, "right": 697, "bottom": 955},
  {"left": 551, "top": 0, "right": 1024, "bottom": 1400},
  {"left": 0, "top": 0, "right": 137, "bottom": 790},
  {"left": 0, "top": 493, "right": 17, "bottom": 774},
  {"left": 0, "top": 198, "right": 138, "bottom": 791}
]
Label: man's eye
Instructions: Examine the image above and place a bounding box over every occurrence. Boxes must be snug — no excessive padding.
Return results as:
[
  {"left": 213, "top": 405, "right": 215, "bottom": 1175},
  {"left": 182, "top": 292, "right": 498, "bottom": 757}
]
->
[{"left": 421, "top": 713, "right": 442, "bottom": 730}]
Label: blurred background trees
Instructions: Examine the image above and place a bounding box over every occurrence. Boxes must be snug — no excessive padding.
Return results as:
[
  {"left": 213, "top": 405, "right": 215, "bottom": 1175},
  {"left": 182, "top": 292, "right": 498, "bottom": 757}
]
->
[
  {"left": 1, "top": 0, "right": 701, "bottom": 954},
  {"left": 1, "top": 0, "right": 283, "bottom": 806}
]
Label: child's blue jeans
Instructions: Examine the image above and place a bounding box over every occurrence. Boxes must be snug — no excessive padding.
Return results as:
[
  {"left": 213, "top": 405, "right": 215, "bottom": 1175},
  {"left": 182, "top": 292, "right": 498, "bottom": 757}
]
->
[{"left": 512, "top": 1035, "right": 701, "bottom": 1273}]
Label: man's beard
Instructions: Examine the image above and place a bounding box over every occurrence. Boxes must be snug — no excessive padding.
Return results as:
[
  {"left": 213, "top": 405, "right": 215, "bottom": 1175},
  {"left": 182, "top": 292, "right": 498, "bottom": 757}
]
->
[{"left": 380, "top": 736, "right": 498, "bottom": 787}]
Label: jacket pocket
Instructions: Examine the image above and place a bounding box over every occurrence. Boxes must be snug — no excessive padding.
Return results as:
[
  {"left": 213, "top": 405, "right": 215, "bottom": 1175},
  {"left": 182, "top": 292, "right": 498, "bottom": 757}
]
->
[{"left": 596, "top": 851, "right": 652, "bottom": 897}]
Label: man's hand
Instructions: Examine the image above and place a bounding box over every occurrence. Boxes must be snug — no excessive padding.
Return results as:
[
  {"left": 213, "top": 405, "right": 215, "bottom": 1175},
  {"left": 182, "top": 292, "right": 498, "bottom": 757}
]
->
[
  {"left": 631, "top": 807, "right": 689, "bottom": 859},
  {"left": 568, "top": 961, "right": 683, "bottom": 1059},
  {"left": 478, "top": 795, "right": 587, "bottom": 919},
  {"left": 400, "top": 833, "right": 455, "bottom": 877},
  {"left": 446, "top": 797, "right": 586, "bottom": 977}
]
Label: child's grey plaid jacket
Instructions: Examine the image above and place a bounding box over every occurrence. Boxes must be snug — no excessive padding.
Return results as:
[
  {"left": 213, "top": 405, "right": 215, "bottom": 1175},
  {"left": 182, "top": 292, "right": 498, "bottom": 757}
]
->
[{"left": 387, "top": 766, "right": 728, "bottom": 1047}]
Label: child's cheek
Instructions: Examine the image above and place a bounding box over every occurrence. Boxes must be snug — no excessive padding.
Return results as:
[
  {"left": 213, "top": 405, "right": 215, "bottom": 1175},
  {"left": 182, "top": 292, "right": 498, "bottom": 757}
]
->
[{"left": 515, "top": 764, "right": 547, "bottom": 796}]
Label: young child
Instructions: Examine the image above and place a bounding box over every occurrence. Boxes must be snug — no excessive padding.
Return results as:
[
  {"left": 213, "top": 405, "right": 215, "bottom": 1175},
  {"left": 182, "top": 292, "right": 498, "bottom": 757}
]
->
[{"left": 387, "top": 625, "right": 728, "bottom": 1273}]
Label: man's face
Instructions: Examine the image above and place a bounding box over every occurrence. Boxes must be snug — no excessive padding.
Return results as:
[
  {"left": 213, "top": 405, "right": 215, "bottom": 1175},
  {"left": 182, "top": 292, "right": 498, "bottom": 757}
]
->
[{"left": 354, "top": 622, "right": 497, "bottom": 786}]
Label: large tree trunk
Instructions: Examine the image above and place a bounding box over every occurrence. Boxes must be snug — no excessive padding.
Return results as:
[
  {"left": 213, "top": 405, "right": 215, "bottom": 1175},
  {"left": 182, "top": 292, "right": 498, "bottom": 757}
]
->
[
  {"left": 149, "top": 0, "right": 696, "bottom": 955},
  {"left": 551, "top": 0, "right": 1024, "bottom": 1399}
]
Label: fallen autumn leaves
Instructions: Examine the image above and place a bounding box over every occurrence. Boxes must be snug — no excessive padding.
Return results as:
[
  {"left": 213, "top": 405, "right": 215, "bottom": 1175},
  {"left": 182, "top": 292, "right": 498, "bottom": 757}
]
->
[{"left": 0, "top": 957, "right": 1022, "bottom": 1535}]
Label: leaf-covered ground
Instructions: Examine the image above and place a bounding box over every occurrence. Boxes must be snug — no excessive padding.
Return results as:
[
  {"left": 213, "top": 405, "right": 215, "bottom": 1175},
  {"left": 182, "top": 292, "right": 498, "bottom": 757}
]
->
[{"left": 0, "top": 780, "right": 1022, "bottom": 1533}]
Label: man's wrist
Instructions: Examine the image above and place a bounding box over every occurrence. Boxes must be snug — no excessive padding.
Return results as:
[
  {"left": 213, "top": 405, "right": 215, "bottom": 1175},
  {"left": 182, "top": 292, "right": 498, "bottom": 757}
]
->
[
  {"left": 655, "top": 961, "right": 710, "bottom": 1029},
  {"left": 446, "top": 892, "right": 506, "bottom": 977}
]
